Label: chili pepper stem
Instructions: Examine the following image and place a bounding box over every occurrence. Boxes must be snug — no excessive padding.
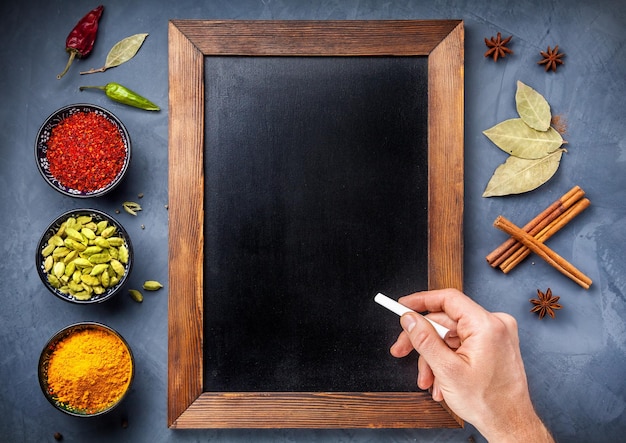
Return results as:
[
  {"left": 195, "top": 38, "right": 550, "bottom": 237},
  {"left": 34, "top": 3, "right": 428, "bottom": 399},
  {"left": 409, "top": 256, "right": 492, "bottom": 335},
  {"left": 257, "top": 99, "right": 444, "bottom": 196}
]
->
[
  {"left": 80, "top": 67, "right": 107, "bottom": 75},
  {"left": 79, "top": 85, "right": 107, "bottom": 91},
  {"left": 57, "top": 50, "right": 78, "bottom": 79}
]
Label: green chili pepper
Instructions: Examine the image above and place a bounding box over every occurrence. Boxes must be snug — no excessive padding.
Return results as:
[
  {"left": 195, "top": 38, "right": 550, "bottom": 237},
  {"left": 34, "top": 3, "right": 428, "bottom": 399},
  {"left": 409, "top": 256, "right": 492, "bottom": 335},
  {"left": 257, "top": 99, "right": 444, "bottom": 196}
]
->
[{"left": 79, "top": 82, "right": 160, "bottom": 111}]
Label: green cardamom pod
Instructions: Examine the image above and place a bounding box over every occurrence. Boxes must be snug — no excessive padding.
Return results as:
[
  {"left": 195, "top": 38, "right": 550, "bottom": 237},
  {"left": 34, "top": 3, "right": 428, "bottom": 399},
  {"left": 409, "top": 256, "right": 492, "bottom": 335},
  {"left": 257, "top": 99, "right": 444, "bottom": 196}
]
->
[
  {"left": 73, "top": 291, "right": 91, "bottom": 301},
  {"left": 110, "top": 259, "right": 125, "bottom": 277},
  {"left": 64, "top": 227, "right": 85, "bottom": 243},
  {"left": 48, "top": 235, "right": 65, "bottom": 247},
  {"left": 142, "top": 280, "right": 163, "bottom": 291},
  {"left": 81, "top": 227, "right": 96, "bottom": 240},
  {"left": 101, "top": 270, "right": 110, "bottom": 288},
  {"left": 64, "top": 238, "right": 87, "bottom": 251},
  {"left": 81, "top": 245, "right": 103, "bottom": 256},
  {"left": 94, "top": 237, "right": 110, "bottom": 248},
  {"left": 122, "top": 201, "right": 142, "bottom": 216},
  {"left": 100, "top": 226, "right": 117, "bottom": 238},
  {"left": 80, "top": 274, "right": 100, "bottom": 286},
  {"left": 96, "top": 220, "right": 109, "bottom": 234},
  {"left": 52, "top": 246, "right": 70, "bottom": 259},
  {"left": 44, "top": 255, "right": 54, "bottom": 272},
  {"left": 76, "top": 215, "right": 93, "bottom": 225},
  {"left": 107, "top": 237, "right": 124, "bottom": 247},
  {"left": 53, "top": 262, "right": 65, "bottom": 279},
  {"left": 118, "top": 245, "right": 129, "bottom": 264},
  {"left": 90, "top": 263, "right": 109, "bottom": 276},
  {"left": 88, "top": 252, "right": 111, "bottom": 264},
  {"left": 41, "top": 243, "right": 56, "bottom": 257},
  {"left": 129, "top": 289, "right": 143, "bottom": 303}
]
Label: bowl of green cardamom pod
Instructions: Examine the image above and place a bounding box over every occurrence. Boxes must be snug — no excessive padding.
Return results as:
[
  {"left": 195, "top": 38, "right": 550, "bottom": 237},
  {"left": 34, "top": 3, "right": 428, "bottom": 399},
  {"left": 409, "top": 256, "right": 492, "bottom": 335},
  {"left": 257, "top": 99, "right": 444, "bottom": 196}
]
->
[{"left": 36, "top": 208, "right": 133, "bottom": 304}]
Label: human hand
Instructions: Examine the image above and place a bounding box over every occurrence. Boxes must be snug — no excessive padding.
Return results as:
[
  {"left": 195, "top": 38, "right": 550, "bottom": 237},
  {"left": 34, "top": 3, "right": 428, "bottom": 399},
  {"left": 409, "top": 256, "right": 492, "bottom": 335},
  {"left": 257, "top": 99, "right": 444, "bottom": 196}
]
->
[{"left": 390, "top": 289, "right": 553, "bottom": 442}]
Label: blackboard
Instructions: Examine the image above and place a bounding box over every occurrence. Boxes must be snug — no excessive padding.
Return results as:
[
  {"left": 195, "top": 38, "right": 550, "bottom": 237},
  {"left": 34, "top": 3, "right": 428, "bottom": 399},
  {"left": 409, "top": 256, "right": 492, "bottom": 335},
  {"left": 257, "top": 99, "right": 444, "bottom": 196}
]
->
[
  {"left": 203, "top": 56, "right": 429, "bottom": 392},
  {"left": 168, "top": 20, "right": 464, "bottom": 429}
]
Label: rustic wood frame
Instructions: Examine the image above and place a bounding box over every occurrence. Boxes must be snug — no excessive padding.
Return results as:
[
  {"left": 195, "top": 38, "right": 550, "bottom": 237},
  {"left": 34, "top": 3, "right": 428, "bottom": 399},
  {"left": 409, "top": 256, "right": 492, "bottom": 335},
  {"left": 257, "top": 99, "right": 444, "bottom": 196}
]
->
[{"left": 168, "top": 20, "right": 464, "bottom": 429}]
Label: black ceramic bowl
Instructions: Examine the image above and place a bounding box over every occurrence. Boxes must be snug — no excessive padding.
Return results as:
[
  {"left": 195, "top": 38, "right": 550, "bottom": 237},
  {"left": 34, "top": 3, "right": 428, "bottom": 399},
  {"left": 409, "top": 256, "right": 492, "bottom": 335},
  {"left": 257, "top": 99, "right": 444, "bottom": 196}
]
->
[
  {"left": 35, "top": 103, "right": 131, "bottom": 198},
  {"left": 36, "top": 208, "right": 133, "bottom": 304},
  {"left": 38, "top": 322, "right": 134, "bottom": 416}
]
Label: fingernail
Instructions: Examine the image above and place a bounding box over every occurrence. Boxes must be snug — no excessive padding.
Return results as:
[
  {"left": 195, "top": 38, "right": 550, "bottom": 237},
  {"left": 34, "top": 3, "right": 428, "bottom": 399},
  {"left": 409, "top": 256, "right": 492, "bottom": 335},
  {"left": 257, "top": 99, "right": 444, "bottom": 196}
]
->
[
  {"left": 401, "top": 314, "right": 417, "bottom": 333},
  {"left": 432, "top": 384, "right": 442, "bottom": 401},
  {"left": 389, "top": 342, "right": 398, "bottom": 354}
]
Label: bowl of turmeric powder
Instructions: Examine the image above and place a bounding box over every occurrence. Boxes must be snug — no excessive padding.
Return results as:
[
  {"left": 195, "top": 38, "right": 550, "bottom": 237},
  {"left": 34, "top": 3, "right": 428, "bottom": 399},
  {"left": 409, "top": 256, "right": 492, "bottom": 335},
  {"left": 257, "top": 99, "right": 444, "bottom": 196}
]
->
[{"left": 38, "top": 322, "right": 134, "bottom": 416}]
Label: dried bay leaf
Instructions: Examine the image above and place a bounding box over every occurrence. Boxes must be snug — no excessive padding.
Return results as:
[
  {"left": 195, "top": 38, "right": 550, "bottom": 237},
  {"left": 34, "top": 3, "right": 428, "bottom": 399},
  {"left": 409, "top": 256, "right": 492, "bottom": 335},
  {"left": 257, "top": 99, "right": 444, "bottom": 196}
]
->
[
  {"left": 482, "top": 149, "right": 565, "bottom": 197},
  {"left": 483, "top": 118, "right": 564, "bottom": 159},
  {"left": 105, "top": 33, "right": 149, "bottom": 69},
  {"left": 80, "top": 33, "right": 149, "bottom": 75},
  {"left": 515, "top": 81, "right": 551, "bottom": 131}
]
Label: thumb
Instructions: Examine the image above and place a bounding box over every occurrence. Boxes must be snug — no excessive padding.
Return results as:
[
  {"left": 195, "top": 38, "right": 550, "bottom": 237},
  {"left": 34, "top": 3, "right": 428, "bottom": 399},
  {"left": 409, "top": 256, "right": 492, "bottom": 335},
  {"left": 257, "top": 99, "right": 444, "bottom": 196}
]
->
[{"left": 400, "top": 313, "right": 457, "bottom": 372}]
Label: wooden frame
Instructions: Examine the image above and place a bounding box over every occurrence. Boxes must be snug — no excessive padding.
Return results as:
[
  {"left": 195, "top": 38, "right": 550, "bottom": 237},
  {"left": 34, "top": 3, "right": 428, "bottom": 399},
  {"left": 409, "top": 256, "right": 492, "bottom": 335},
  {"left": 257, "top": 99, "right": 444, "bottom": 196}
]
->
[{"left": 168, "top": 20, "right": 464, "bottom": 429}]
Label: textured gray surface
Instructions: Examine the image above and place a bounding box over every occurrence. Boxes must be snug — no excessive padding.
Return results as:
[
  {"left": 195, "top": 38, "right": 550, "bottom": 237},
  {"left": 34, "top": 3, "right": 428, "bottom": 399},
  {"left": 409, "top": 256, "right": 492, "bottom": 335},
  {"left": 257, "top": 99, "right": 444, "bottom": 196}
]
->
[{"left": 1, "top": 0, "right": 624, "bottom": 442}]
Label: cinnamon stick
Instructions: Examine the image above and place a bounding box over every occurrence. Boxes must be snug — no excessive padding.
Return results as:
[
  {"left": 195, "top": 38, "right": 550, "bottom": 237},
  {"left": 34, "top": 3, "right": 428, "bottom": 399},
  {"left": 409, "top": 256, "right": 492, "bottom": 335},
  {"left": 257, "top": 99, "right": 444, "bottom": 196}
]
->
[
  {"left": 486, "top": 186, "right": 584, "bottom": 267},
  {"left": 500, "top": 198, "right": 590, "bottom": 273},
  {"left": 493, "top": 215, "right": 592, "bottom": 289}
]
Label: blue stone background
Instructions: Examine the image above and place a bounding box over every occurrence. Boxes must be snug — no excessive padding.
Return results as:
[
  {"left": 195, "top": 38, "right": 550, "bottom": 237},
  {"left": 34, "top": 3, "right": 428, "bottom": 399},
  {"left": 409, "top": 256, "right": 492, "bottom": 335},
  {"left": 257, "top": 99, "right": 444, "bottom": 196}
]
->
[{"left": 1, "top": 1, "right": 624, "bottom": 441}]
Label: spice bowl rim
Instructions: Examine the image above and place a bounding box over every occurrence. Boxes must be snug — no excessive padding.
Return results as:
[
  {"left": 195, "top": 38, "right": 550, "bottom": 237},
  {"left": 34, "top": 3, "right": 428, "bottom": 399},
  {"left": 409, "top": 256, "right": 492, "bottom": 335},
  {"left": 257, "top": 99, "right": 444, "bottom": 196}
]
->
[
  {"left": 35, "top": 207, "right": 133, "bottom": 304},
  {"left": 38, "top": 321, "right": 135, "bottom": 417},
  {"left": 34, "top": 102, "right": 132, "bottom": 198}
]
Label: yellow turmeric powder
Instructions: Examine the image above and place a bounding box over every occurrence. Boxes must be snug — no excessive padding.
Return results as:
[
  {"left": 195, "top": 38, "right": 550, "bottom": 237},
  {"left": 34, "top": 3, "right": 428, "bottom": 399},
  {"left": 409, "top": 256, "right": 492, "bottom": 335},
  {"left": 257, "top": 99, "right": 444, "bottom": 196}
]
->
[{"left": 47, "top": 327, "right": 133, "bottom": 413}]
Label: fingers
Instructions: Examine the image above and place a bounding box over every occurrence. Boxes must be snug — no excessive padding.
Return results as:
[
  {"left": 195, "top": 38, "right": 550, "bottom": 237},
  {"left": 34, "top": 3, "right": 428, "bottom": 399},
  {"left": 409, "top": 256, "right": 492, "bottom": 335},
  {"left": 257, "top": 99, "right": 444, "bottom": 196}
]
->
[
  {"left": 417, "top": 355, "right": 434, "bottom": 390},
  {"left": 399, "top": 312, "right": 458, "bottom": 378},
  {"left": 390, "top": 311, "right": 460, "bottom": 357},
  {"left": 431, "top": 379, "right": 444, "bottom": 402},
  {"left": 390, "top": 330, "right": 413, "bottom": 357},
  {"left": 398, "top": 288, "right": 489, "bottom": 323},
  {"left": 424, "top": 311, "right": 457, "bottom": 331}
]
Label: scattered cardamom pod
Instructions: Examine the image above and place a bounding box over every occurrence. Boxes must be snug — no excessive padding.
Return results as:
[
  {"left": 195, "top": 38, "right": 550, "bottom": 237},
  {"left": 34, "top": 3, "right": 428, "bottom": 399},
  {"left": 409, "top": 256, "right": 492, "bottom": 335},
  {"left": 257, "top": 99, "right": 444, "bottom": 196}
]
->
[
  {"left": 129, "top": 289, "right": 143, "bottom": 303},
  {"left": 142, "top": 280, "right": 163, "bottom": 291},
  {"left": 122, "top": 201, "right": 142, "bottom": 216}
]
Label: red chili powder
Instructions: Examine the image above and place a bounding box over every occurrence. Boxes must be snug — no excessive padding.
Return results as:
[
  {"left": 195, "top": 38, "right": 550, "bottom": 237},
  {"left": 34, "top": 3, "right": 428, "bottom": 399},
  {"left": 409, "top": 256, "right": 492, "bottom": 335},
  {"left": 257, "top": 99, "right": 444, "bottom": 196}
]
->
[{"left": 46, "top": 111, "right": 126, "bottom": 192}]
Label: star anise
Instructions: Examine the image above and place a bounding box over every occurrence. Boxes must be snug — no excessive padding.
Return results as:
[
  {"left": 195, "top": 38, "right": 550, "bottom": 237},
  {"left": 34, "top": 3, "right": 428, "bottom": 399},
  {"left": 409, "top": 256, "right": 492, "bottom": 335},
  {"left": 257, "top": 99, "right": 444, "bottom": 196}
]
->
[
  {"left": 484, "top": 32, "right": 513, "bottom": 62},
  {"left": 538, "top": 45, "right": 565, "bottom": 72},
  {"left": 530, "top": 288, "right": 562, "bottom": 319}
]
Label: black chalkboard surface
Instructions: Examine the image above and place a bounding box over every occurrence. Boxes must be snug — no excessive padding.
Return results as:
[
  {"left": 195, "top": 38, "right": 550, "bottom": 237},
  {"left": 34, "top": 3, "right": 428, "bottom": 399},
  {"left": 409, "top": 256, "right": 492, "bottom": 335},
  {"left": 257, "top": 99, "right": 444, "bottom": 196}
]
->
[{"left": 203, "top": 56, "right": 429, "bottom": 392}]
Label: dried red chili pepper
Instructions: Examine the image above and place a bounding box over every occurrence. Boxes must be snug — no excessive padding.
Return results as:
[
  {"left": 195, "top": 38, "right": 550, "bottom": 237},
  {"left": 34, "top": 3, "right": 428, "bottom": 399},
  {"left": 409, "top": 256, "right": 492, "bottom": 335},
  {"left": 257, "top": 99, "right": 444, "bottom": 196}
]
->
[
  {"left": 57, "top": 5, "right": 104, "bottom": 79},
  {"left": 46, "top": 111, "right": 126, "bottom": 192}
]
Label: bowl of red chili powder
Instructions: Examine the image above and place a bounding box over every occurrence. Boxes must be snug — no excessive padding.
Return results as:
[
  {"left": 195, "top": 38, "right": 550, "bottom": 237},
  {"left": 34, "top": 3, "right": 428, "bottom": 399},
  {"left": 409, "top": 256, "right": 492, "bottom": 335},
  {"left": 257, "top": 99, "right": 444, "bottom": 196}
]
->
[
  {"left": 38, "top": 322, "right": 134, "bottom": 416},
  {"left": 35, "top": 103, "right": 131, "bottom": 197}
]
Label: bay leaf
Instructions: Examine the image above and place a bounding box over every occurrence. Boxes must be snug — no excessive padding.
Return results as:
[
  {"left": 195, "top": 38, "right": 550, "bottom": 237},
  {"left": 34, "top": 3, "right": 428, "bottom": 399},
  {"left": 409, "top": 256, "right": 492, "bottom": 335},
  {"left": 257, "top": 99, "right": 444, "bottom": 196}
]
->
[
  {"left": 515, "top": 80, "right": 551, "bottom": 131},
  {"left": 105, "top": 33, "right": 149, "bottom": 69},
  {"left": 483, "top": 118, "right": 563, "bottom": 159},
  {"left": 482, "top": 149, "right": 565, "bottom": 197}
]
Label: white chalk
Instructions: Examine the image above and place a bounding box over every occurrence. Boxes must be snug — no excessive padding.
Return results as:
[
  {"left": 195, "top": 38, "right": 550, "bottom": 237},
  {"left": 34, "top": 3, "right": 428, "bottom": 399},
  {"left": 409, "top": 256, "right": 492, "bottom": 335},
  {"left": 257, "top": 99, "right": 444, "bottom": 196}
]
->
[{"left": 374, "top": 293, "right": 450, "bottom": 340}]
